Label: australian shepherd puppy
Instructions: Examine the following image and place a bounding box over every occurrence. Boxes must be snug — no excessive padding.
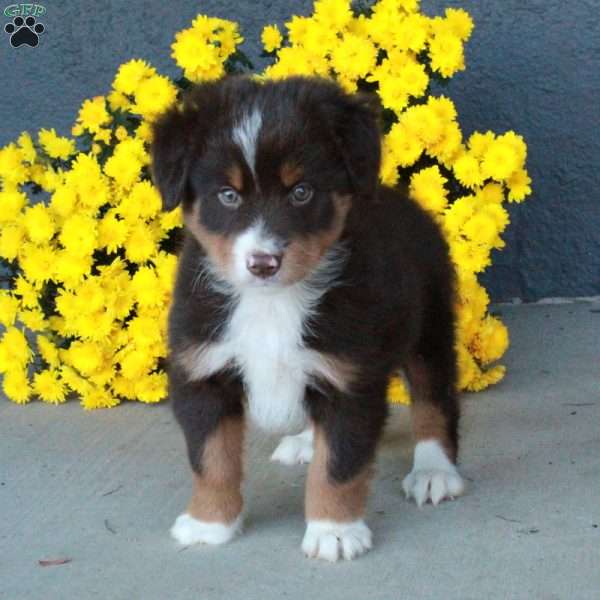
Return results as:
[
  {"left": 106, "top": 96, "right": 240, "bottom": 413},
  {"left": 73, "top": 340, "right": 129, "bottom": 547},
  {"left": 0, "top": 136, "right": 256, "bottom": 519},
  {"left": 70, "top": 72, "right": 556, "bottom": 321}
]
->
[{"left": 151, "top": 75, "right": 465, "bottom": 562}]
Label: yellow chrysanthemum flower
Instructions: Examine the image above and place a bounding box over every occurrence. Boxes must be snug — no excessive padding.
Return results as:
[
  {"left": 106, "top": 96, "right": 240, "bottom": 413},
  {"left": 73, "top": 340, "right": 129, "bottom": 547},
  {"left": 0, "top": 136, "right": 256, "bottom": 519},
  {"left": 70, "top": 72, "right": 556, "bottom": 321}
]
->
[
  {"left": 133, "top": 75, "right": 178, "bottom": 120},
  {"left": 59, "top": 213, "right": 98, "bottom": 257},
  {"left": 468, "top": 131, "right": 495, "bottom": 158},
  {"left": 0, "top": 327, "right": 31, "bottom": 368},
  {"left": 77, "top": 96, "right": 111, "bottom": 133},
  {"left": 135, "top": 372, "right": 168, "bottom": 403},
  {"left": 125, "top": 222, "right": 156, "bottom": 264},
  {"left": 20, "top": 243, "right": 56, "bottom": 284},
  {"left": 13, "top": 276, "right": 39, "bottom": 308},
  {"left": 0, "top": 143, "right": 29, "bottom": 186},
  {"left": 2, "top": 367, "right": 31, "bottom": 404},
  {"left": 0, "top": 188, "right": 27, "bottom": 222},
  {"left": 410, "top": 166, "right": 449, "bottom": 215},
  {"left": 17, "top": 131, "right": 37, "bottom": 162},
  {"left": 331, "top": 33, "right": 377, "bottom": 80},
  {"left": 98, "top": 213, "right": 129, "bottom": 253},
  {"left": 384, "top": 122, "right": 423, "bottom": 167},
  {"left": 444, "top": 8, "right": 474, "bottom": 41},
  {"left": 38, "top": 128, "right": 76, "bottom": 160},
  {"left": 37, "top": 335, "right": 60, "bottom": 369},
  {"left": 261, "top": 24, "right": 283, "bottom": 53},
  {"left": 130, "top": 266, "right": 162, "bottom": 307},
  {"left": 104, "top": 138, "right": 148, "bottom": 189},
  {"left": 453, "top": 153, "right": 484, "bottom": 189},
  {"left": 507, "top": 168, "right": 532, "bottom": 202},
  {"left": 402, "top": 104, "right": 445, "bottom": 146},
  {"left": 113, "top": 59, "right": 156, "bottom": 95},
  {"left": 53, "top": 251, "right": 92, "bottom": 288},
  {"left": 33, "top": 370, "right": 67, "bottom": 404},
  {"left": 107, "top": 90, "right": 131, "bottom": 112},
  {"left": 428, "top": 30, "right": 465, "bottom": 78},
  {"left": 386, "top": 375, "right": 410, "bottom": 404},
  {"left": 49, "top": 183, "right": 77, "bottom": 219},
  {"left": 481, "top": 139, "right": 519, "bottom": 181},
  {"left": 80, "top": 387, "right": 120, "bottom": 410},
  {"left": 313, "top": 0, "right": 353, "bottom": 29},
  {"left": 22, "top": 204, "right": 55, "bottom": 244},
  {"left": 0, "top": 292, "right": 19, "bottom": 328},
  {"left": 19, "top": 308, "right": 47, "bottom": 331},
  {"left": 65, "top": 340, "right": 104, "bottom": 376}
]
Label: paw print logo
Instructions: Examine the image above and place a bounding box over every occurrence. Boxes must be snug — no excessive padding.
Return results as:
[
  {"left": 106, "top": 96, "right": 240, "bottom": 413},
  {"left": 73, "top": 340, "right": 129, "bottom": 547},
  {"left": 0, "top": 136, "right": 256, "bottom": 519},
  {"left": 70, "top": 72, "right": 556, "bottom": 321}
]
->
[{"left": 5, "top": 15, "right": 45, "bottom": 47}]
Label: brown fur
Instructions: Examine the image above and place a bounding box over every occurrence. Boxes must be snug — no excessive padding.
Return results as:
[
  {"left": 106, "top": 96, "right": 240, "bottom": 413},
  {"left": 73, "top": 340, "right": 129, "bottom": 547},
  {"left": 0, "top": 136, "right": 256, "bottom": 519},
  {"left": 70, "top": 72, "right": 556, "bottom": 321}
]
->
[
  {"left": 310, "top": 352, "right": 358, "bottom": 393},
  {"left": 173, "top": 344, "right": 202, "bottom": 377},
  {"left": 305, "top": 426, "right": 372, "bottom": 522},
  {"left": 187, "top": 417, "right": 244, "bottom": 523},
  {"left": 282, "top": 193, "right": 351, "bottom": 283},
  {"left": 405, "top": 355, "right": 456, "bottom": 462},
  {"left": 184, "top": 202, "right": 234, "bottom": 276},
  {"left": 280, "top": 162, "right": 304, "bottom": 188},
  {"left": 226, "top": 163, "right": 244, "bottom": 191}
]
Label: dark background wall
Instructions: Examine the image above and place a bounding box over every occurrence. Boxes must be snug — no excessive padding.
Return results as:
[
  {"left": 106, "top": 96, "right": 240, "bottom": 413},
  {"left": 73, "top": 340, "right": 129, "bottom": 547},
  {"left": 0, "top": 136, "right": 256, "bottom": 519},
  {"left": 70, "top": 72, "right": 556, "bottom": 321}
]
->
[{"left": 1, "top": 1, "right": 598, "bottom": 301}]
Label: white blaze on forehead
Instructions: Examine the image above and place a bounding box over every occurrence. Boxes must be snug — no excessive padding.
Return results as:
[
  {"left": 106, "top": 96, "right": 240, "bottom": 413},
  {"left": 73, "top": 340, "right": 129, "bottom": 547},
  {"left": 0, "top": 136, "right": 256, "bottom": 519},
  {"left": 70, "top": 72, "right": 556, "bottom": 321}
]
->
[{"left": 232, "top": 106, "right": 263, "bottom": 175}]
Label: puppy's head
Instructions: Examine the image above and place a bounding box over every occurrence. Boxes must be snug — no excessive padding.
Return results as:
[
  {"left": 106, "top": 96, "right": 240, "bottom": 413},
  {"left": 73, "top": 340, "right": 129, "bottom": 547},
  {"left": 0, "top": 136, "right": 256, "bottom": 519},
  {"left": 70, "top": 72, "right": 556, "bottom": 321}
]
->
[{"left": 151, "top": 76, "right": 381, "bottom": 289}]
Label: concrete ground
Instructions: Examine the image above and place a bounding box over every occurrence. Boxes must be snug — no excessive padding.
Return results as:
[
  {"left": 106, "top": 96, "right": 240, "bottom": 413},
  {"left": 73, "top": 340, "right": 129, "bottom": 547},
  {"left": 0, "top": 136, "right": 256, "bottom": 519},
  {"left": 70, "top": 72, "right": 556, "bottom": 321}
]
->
[{"left": 1, "top": 301, "right": 599, "bottom": 600}]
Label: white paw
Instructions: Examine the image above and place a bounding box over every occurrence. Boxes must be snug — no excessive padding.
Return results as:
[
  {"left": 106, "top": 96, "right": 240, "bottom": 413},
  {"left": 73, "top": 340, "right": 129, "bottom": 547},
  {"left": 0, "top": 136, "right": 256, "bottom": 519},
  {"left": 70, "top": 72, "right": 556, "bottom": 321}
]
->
[
  {"left": 170, "top": 513, "right": 242, "bottom": 546},
  {"left": 302, "top": 520, "right": 372, "bottom": 562},
  {"left": 270, "top": 428, "right": 314, "bottom": 465},
  {"left": 402, "top": 440, "right": 465, "bottom": 507}
]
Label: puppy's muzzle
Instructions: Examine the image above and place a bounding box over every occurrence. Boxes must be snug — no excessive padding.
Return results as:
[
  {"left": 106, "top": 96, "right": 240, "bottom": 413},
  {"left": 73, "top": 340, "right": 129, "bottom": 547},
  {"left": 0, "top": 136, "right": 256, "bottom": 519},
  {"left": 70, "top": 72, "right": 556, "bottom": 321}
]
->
[{"left": 246, "top": 252, "right": 282, "bottom": 279}]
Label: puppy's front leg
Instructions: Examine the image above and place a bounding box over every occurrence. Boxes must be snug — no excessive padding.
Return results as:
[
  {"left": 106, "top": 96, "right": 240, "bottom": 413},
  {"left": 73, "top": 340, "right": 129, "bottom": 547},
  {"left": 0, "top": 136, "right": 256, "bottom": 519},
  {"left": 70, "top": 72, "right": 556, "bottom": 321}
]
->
[
  {"left": 302, "top": 389, "right": 387, "bottom": 562},
  {"left": 170, "top": 371, "right": 245, "bottom": 546}
]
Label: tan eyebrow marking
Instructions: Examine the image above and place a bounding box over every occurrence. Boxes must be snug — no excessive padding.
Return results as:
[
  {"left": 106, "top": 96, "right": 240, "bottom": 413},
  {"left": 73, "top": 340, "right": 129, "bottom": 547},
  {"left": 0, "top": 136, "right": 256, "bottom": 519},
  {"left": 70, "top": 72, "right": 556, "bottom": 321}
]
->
[
  {"left": 280, "top": 162, "right": 304, "bottom": 188},
  {"left": 225, "top": 163, "right": 243, "bottom": 191}
]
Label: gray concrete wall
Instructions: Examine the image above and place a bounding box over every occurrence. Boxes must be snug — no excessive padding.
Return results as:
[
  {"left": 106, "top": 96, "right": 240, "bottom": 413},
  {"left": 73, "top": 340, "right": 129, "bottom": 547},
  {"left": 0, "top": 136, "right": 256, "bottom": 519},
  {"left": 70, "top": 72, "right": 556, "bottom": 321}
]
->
[{"left": 1, "top": 0, "right": 598, "bottom": 301}]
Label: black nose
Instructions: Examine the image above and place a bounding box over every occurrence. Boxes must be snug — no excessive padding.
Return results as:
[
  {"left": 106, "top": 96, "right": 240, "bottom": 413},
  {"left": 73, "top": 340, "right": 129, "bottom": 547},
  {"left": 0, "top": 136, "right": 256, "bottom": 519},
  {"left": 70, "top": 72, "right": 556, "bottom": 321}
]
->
[{"left": 246, "top": 253, "right": 282, "bottom": 278}]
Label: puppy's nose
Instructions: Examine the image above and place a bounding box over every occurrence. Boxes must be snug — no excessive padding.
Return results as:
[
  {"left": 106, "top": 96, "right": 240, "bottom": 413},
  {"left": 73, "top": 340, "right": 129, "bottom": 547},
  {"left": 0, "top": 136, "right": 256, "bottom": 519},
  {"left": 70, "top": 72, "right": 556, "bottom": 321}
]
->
[{"left": 246, "top": 252, "right": 282, "bottom": 278}]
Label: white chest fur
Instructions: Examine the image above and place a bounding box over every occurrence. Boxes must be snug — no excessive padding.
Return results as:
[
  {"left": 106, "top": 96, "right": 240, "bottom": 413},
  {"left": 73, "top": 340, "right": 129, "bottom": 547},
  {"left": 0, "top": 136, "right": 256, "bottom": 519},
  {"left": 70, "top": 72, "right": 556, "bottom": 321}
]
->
[
  {"left": 187, "top": 283, "right": 322, "bottom": 432},
  {"left": 226, "top": 285, "right": 313, "bottom": 432}
]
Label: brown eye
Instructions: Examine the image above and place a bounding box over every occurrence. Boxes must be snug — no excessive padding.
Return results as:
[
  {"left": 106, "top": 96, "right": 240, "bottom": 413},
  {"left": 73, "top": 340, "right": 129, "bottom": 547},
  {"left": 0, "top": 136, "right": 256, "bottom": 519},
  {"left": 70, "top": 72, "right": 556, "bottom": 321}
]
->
[
  {"left": 218, "top": 186, "right": 242, "bottom": 208},
  {"left": 290, "top": 182, "right": 314, "bottom": 206}
]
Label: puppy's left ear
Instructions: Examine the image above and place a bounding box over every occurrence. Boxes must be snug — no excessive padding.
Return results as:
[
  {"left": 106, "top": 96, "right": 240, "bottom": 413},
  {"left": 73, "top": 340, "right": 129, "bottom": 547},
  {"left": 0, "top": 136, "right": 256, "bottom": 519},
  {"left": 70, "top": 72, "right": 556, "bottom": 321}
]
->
[
  {"left": 150, "top": 106, "right": 193, "bottom": 212},
  {"left": 334, "top": 92, "right": 382, "bottom": 198}
]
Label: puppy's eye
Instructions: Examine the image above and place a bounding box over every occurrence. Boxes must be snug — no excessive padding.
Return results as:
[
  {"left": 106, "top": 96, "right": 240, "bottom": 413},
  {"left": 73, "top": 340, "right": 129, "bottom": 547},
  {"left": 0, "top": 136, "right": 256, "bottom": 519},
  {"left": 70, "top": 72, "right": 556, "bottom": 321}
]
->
[
  {"left": 217, "top": 186, "right": 242, "bottom": 209},
  {"left": 290, "top": 183, "right": 314, "bottom": 206}
]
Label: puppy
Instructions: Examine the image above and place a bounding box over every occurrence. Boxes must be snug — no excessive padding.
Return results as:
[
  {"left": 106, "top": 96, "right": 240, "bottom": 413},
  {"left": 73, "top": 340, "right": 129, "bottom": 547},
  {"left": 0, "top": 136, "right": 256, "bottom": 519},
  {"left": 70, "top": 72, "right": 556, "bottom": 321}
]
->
[{"left": 151, "top": 75, "right": 464, "bottom": 562}]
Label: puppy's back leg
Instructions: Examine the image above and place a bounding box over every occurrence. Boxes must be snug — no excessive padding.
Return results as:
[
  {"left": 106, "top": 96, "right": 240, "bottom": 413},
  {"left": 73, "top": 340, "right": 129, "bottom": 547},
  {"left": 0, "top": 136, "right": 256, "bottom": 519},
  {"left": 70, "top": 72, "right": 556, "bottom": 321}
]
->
[{"left": 402, "top": 303, "right": 465, "bottom": 506}]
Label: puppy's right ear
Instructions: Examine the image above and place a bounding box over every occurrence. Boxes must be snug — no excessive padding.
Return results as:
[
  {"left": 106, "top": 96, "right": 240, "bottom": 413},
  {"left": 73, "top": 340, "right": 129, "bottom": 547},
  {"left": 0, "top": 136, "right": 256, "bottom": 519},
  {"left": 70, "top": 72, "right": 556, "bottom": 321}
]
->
[{"left": 151, "top": 106, "right": 193, "bottom": 212}]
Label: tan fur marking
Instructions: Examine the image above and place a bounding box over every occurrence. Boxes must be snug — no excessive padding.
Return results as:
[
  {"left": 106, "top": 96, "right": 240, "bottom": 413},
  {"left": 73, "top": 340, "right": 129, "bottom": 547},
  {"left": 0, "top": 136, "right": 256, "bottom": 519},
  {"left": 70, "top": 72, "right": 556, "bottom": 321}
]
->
[
  {"left": 174, "top": 344, "right": 202, "bottom": 376},
  {"left": 405, "top": 355, "right": 455, "bottom": 462},
  {"left": 187, "top": 417, "right": 244, "bottom": 523},
  {"left": 280, "top": 162, "right": 304, "bottom": 188},
  {"left": 282, "top": 193, "right": 351, "bottom": 284},
  {"left": 226, "top": 164, "right": 243, "bottom": 191},
  {"left": 305, "top": 426, "right": 372, "bottom": 522},
  {"left": 185, "top": 202, "right": 234, "bottom": 276},
  {"left": 311, "top": 352, "right": 358, "bottom": 393}
]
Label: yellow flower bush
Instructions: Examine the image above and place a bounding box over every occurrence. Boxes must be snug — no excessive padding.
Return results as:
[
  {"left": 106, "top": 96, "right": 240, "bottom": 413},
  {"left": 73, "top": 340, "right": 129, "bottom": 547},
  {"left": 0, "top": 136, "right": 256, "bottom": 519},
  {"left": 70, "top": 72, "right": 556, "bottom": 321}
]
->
[{"left": 0, "top": 0, "right": 531, "bottom": 408}]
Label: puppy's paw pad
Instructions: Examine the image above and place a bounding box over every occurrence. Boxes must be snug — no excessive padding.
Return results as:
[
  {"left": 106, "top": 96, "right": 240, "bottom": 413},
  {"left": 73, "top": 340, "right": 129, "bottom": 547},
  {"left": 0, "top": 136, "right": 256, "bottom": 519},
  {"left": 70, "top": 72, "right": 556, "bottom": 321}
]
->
[
  {"left": 170, "top": 513, "right": 242, "bottom": 546},
  {"left": 302, "top": 520, "right": 372, "bottom": 562},
  {"left": 271, "top": 430, "right": 313, "bottom": 465},
  {"left": 402, "top": 468, "right": 465, "bottom": 507}
]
